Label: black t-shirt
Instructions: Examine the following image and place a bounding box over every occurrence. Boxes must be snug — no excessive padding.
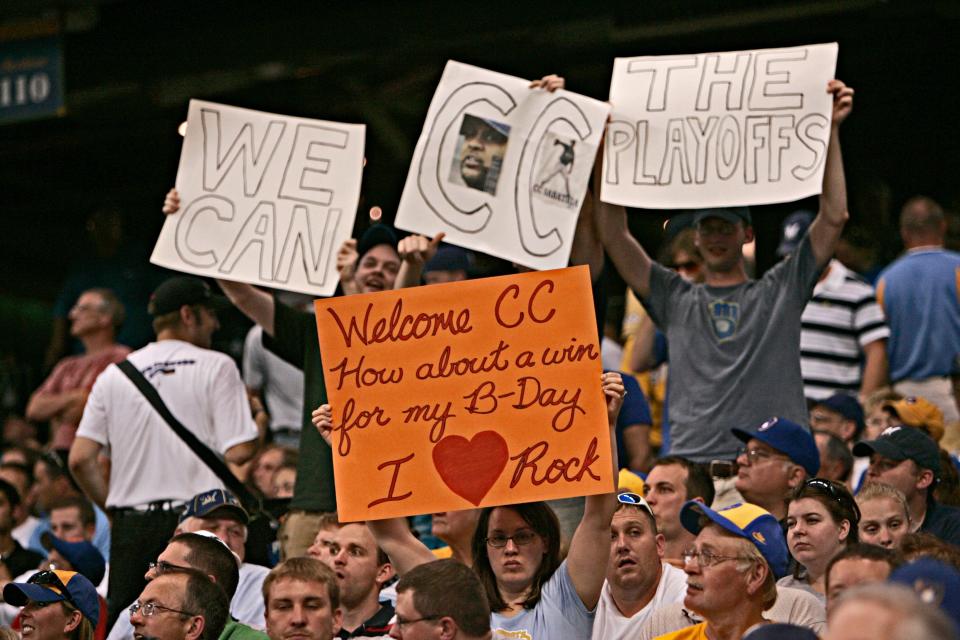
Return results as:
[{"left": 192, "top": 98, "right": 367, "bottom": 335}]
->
[
  {"left": 921, "top": 500, "right": 960, "bottom": 546},
  {"left": 262, "top": 301, "right": 335, "bottom": 513},
  {"left": 3, "top": 541, "right": 44, "bottom": 579}
]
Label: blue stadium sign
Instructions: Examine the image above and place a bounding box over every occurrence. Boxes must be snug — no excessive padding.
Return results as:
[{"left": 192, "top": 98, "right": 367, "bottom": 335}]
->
[{"left": 0, "top": 36, "right": 64, "bottom": 125}]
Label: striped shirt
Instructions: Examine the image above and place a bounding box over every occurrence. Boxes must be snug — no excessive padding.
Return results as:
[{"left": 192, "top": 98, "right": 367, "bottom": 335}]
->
[{"left": 801, "top": 260, "right": 889, "bottom": 400}]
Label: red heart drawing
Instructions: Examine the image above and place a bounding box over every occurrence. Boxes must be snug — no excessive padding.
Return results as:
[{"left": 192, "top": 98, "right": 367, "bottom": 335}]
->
[{"left": 432, "top": 431, "right": 509, "bottom": 506}]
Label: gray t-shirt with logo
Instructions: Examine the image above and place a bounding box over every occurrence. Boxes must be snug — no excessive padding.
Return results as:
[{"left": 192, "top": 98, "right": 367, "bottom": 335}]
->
[{"left": 642, "top": 236, "right": 820, "bottom": 462}]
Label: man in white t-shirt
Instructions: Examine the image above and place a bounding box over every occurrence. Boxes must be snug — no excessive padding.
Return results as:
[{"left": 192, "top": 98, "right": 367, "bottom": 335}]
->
[
  {"left": 68, "top": 276, "right": 259, "bottom": 627},
  {"left": 592, "top": 493, "right": 687, "bottom": 640}
]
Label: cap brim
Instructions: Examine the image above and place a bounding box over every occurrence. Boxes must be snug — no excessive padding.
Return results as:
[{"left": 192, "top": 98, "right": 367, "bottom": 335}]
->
[
  {"left": 731, "top": 428, "right": 754, "bottom": 445},
  {"left": 2, "top": 582, "right": 65, "bottom": 607},
  {"left": 207, "top": 504, "right": 250, "bottom": 525},
  {"left": 680, "top": 501, "right": 745, "bottom": 539},
  {"left": 852, "top": 438, "right": 907, "bottom": 460},
  {"left": 695, "top": 211, "right": 747, "bottom": 226}
]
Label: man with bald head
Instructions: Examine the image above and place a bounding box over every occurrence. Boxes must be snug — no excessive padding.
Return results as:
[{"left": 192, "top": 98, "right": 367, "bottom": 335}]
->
[{"left": 877, "top": 196, "right": 960, "bottom": 439}]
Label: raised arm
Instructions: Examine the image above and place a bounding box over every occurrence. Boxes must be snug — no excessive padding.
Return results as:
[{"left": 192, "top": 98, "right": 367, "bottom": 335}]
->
[
  {"left": 394, "top": 233, "right": 445, "bottom": 290},
  {"left": 311, "top": 404, "right": 436, "bottom": 574},
  {"left": 566, "top": 372, "right": 623, "bottom": 609},
  {"left": 162, "top": 188, "right": 278, "bottom": 334},
  {"left": 569, "top": 193, "right": 604, "bottom": 282},
  {"left": 591, "top": 144, "right": 655, "bottom": 298},
  {"left": 808, "top": 80, "right": 854, "bottom": 267}
]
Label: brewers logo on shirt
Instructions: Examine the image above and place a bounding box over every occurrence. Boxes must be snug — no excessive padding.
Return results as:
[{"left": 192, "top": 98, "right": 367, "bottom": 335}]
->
[{"left": 708, "top": 300, "right": 740, "bottom": 342}]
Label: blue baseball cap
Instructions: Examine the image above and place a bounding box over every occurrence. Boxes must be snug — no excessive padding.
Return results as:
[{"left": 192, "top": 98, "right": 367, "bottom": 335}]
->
[
  {"left": 733, "top": 417, "right": 821, "bottom": 477},
  {"left": 180, "top": 488, "right": 249, "bottom": 525},
  {"left": 40, "top": 532, "right": 106, "bottom": 586},
  {"left": 3, "top": 570, "right": 100, "bottom": 627},
  {"left": 680, "top": 501, "right": 789, "bottom": 578},
  {"left": 814, "top": 393, "right": 865, "bottom": 438},
  {"left": 890, "top": 558, "right": 960, "bottom": 632}
]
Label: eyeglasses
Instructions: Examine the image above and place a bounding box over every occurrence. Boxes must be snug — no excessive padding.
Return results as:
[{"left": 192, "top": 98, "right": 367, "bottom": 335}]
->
[
  {"left": 803, "top": 478, "right": 861, "bottom": 522},
  {"left": 28, "top": 571, "right": 78, "bottom": 609},
  {"left": 672, "top": 261, "right": 700, "bottom": 272},
  {"left": 485, "top": 529, "right": 539, "bottom": 548},
  {"left": 148, "top": 560, "right": 192, "bottom": 575},
  {"left": 395, "top": 615, "right": 440, "bottom": 630},
  {"left": 129, "top": 601, "right": 197, "bottom": 618},
  {"left": 737, "top": 447, "right": 789, "bottom": 465},
  {"left": 681, "top": 548, "right": 753, "bottom": 568}
]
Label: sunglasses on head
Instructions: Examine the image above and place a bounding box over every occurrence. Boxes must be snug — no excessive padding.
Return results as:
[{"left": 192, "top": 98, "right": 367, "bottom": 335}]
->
[
  {"left": 28, "top": 571, "right": 76, "bottom": 607},
  {"left": 803, "top": 478, "right": 861, "bottom": 522}
]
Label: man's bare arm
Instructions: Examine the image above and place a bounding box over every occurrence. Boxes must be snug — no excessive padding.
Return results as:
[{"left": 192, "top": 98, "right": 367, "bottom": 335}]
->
[
  {"left": 215, "top": 279, "right": 275, "bottom": 336},
  {"left": 590, "top": 144, "right": 654, "bottom": 298},
  {"left": 68, "top": 437, "right": 108, "bottom": 511},
  {"left": 808, "top": 80, "right": 854, "bottom": 267},
  {"left": 25, "top": 389, "right": 85, "bottom": 423},
  {"left": 859, "top": 339, "right": 889, "bottom": 401},
  {"left": 224, "top": 439, "right": 258, "bottom": 467}
]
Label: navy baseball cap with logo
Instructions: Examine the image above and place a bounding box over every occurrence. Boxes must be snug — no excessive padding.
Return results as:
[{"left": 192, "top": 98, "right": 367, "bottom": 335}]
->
[
  {"left": 853, "top": 425, "right": 942, "bottom": 475},
  {"left": 680, "top": 501, "right": 789, "bottom": 578},
  {"left": 149, "top": 276, "right": 227, "bottom": 317},
  {"left": 40, "top": 532, "right": 106, "bottom": 586},
  {"left": 890, "top": 557, "right": 960, "bottom": 631},
  {"left": 732, "top": 417, "right": 821, "bottom": 477},
  {"left": 180, "top": 488, "right": 249, "bottom": 525},
  {"left": 3, "top": 570, "right": 100, "bottom": 627},
  {"left": 776, "top": 210, "right": 815, "bottom": 257}
]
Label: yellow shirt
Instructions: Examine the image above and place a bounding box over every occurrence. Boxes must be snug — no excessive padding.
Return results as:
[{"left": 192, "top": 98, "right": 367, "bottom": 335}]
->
[{"left": 654, "top": 622, "right": 708, "bottom": 640}]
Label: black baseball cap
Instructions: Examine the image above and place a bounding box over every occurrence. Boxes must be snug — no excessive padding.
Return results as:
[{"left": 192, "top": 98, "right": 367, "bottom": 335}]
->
[
  {"left": 693, "top": 207, "right": 752, "bottom": 227},
  {"left": 356, "top": 225, "right": 398, "bottom": 262},
  {"left": 149, "top": 277, "right": 227, "bottom": 317},
  {"left": 853, "top": 425, "right": 942, "bottom": 475}
]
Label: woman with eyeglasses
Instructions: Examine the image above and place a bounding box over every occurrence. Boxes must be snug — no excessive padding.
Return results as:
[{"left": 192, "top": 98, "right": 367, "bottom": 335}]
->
[
  {"left": 313, "top": 372, "right": 625, "bottom": 637},
  {"left": 2, "top": 570, "right": 100, "bottom": 640},
  {"left": 779, "top": 478, "right": 860, "bottom": 604}
]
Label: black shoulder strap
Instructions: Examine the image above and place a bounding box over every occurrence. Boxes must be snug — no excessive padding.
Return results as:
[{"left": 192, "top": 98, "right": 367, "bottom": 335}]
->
[{"left": 116, "top": 359, "right": 258, "bottom": 509}]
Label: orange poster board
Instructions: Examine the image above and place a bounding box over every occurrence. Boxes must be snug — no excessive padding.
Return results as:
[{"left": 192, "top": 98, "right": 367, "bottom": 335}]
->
[{"left": 314, "top": 265, "right": 614, "bottom": 521}]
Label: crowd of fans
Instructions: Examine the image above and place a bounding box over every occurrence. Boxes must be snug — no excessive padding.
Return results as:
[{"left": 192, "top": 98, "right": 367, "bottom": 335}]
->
[{"left": 0, "top": 73, "right": 959, "bottom": 640}]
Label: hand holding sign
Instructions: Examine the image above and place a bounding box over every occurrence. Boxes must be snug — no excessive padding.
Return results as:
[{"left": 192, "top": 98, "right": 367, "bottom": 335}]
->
[
  {"left": 314, "top": 265, "right": 614, "bottom": 521},
  {"left": 829, "top": 79, "right": 854, "bottom": 126},
  {"left": 314, "top": 370, "right": 624, "bottom": 511},
  {"left": 602, "top": 43, "right": 839, "bottom": 209},
  {"left": 151, "top": 100, "right": 365, "bottom": 296},
  {"left": 396, "top": 61, "right": 610, "bottom": 271}
]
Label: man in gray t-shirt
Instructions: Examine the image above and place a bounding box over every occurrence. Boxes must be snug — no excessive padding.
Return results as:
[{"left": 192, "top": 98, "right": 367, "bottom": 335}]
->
[{"left": 596, "top": 80, "right": 855, "bottom": 463}]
